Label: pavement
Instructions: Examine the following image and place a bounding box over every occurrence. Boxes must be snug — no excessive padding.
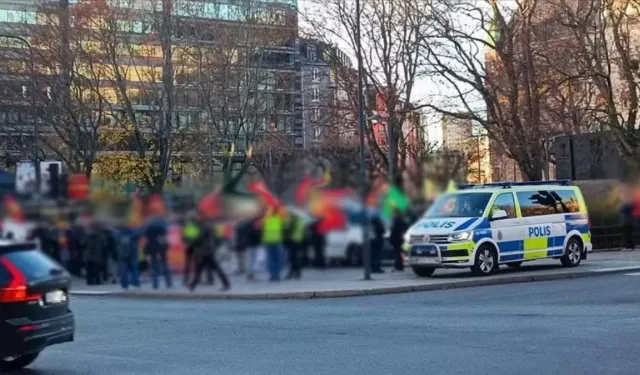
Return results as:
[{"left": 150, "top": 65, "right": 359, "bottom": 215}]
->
[
  {"left": 70, "top": 250, "right": 640, "bottom": 300},
  {"left": 29, "top": 273, "right": 640, "bottom": 374}
]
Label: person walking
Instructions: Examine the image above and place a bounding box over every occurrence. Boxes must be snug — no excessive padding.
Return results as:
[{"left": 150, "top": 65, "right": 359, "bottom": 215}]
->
[
  {"left": 285, "top": 214, "right": 306, "bottom": 280},
  {"left": 144, "top": 214, "right": 172, "bottom": 289},
  {"left": 370, "top": 211, "right": 386, "bottom": 273},
  {"left": 390, "top": 207, "right": 409, "bottom": 271},
  {"left": 620, "top": 200, "right": 636, "bottom": 251},
  {"left": 116, "top": 223, "right": 141, "bottom": 289},
  {"left": 310, "top": 219, "right": 326, "bottom": 269},
  {"left": 182, "top": 212, "right": 202, "bottom": 286},
  {"left": 66, "top": 215, "right": 86, "bottom": 277},
  {"left": 261, "top": 206, "right": 285, "bottom": 281},
  {"left": 187, "top": 216, "right": 230, "bottom": 292},
  {"left": 84, "top": 221, "right": 105, "bottom": 285},
  {"left": 246, "top": 216, "right": 263, "bottom": 281}
]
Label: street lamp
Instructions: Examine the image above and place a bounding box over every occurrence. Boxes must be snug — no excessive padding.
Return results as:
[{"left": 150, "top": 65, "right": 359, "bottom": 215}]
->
[
  {"left": 355, "top": 0, "right": 371, "bottom": 280},
  {"left": 0, "top": 35, "right": 40, "bottom": 197},
  {"left": 367, "top": 113, "right": 393, "bottom": 182}
]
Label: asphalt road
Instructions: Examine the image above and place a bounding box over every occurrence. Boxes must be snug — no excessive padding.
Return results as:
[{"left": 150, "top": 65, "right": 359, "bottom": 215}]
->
[{"left": 20, "top": 274, "right": 640, "bottom": 375}]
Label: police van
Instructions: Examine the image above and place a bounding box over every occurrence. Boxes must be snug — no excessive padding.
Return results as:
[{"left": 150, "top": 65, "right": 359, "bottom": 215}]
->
[{"left": 404, "top": 180, "right": 592, "bottom": 277}]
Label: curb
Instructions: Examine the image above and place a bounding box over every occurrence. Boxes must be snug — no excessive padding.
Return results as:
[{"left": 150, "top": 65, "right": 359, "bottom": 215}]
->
[{"left": 69, "top": 265, "right": 640, "bottom": 301}]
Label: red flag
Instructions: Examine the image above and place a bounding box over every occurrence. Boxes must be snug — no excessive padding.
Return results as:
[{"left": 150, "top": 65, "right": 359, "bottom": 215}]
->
[
  {"left": 295, "top": 174, "right": 330, "bottom": 205},
  {"left": 198, "top": 190, "right": 221, "bottom": 220},
  {"left": 316, "top": 205, "right": 346, "bottom": 234},
  {"left": 248, "top": 180, "right": 280, "bottom": 208}
]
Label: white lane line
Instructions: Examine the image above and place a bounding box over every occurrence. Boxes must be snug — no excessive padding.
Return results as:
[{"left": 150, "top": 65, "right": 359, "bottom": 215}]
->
[
  {"left": 624, "top": 272, "right": 640, "bottom": 276},
  {"left": 70, "top": 291, "right": 115, "bottom": 295},
  {"left": 593, "top": 266, "right": 640, "bottom": 273}
]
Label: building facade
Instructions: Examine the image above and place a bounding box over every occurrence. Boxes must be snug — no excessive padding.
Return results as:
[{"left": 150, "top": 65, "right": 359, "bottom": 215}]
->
[{"left": 0, "top": 0, "right": 301, "bottom": 181}]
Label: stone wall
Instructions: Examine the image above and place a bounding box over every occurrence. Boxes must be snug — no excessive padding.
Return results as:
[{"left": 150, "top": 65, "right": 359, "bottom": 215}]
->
[{"left": 554, "top": 132, "right": 624, "bottom": 180}]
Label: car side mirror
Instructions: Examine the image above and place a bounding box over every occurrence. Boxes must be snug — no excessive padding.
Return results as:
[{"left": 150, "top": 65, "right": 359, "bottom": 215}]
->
[{"left": 491, "top": 209, "right": 509, "bottom": 221}]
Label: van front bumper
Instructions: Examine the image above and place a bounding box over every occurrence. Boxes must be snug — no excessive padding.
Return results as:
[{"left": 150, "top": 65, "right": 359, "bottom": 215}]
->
[{"left": 406, "top": 241, "right": 475, "bottom": 268}]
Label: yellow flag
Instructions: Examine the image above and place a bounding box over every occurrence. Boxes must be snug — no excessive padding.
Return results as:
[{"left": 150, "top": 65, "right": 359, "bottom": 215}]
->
[
  {"left": 424, "top": 179, "right": 436, "bottom": 200},
  {"left": 446, "top": 180, "right": 458, "bottom": 193}
]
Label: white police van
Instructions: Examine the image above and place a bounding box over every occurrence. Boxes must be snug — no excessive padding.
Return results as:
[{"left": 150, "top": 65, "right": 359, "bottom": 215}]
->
[{"left": 404, "top": 181, "right": 592, "bottom": 277}]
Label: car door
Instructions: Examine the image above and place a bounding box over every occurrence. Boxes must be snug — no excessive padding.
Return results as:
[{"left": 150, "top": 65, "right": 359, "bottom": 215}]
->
[
  {"left": 489, "top": 192, "right": 523, "bottom": 263},
  {"left": 516, "top": 190, "right": 556, "bottom": 260}
]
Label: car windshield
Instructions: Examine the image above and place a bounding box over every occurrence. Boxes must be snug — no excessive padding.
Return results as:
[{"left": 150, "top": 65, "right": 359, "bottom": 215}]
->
[{"left": 423, "top": 192, "right": 493, "bottom": 218}]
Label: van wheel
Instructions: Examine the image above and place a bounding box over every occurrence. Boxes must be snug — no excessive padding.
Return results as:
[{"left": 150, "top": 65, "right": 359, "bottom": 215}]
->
[
  {"left": 472, "top": 244, "right": 498, "bottom": 276},
  {"left": 411, "top": 266, "right": 435, "bottom": 277},
  {"left": 0, "top": 352, "right": 40, "bottom": 372},
  {"left": 345, "top": 244, "right": 363, "bottom": 267},
  {"left": 506, "top": 261, "right": 522, "bottom": 268},
  {"left": 561, "top": 237, "right": 582, "bottom": 267}
]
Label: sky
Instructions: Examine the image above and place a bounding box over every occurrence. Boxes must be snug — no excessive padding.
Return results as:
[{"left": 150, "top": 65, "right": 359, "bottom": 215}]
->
[{"left": 298, "top": 0, "right": 506, "bottom": 146}]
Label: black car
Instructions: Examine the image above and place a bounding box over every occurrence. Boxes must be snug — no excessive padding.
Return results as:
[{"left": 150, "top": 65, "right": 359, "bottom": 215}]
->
[{"left": 0, "top": 241, "right": 75, "bottom": 372}]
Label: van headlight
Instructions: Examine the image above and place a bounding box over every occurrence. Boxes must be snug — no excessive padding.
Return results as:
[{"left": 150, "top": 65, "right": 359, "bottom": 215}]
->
[{"left": 448, "top": 231, "right": 472, "bottom": 242}]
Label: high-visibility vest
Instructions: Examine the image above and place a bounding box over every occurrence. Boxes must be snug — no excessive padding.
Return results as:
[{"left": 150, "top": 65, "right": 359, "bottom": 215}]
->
[
  {"left": 183, "top": 221, "right": 200, "bottom": 241},
  {"left": 290, "top": 217, "right": 305, "bottom": 243},
  {"left": 262, "top": 214, "right": 283, "bottom": 245}
]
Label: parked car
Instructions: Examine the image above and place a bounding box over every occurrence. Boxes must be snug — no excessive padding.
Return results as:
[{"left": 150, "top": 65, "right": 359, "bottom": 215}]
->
[
  {"left": 325, "top": 207, "right": 394, "bottom": 266},
  {"left": 0, "top": 240, "right": 75, "bottom": 372}
]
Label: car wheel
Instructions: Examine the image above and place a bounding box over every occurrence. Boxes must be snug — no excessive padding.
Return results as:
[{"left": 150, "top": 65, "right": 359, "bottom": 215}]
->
[
  {"left": 411, "top": 266, "right": 435, "bottom": 277},
  {"left": 561, "top": 237, "right": 582, "bottom": 267},
  {"left": 0, "top": 352, "right": 40, "bottom": 372},
  {"left": 472, "top": 244, "right": 498, "bottom": 276},
  {"left": 506, "top": 261, "right": 522, "bottom": 268}
]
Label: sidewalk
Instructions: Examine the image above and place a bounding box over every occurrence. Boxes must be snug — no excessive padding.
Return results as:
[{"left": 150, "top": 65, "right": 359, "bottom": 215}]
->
[{"left": 70, "top": 250, "right": 640, "bottom": 300}]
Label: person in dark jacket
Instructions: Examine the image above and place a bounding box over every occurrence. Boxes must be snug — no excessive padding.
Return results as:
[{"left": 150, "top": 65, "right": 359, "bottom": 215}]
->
[
  {"left": 390, "top": 208, "right": 409, "bottom": 271},
  {"left": 116, "top": 225, "right": 141, "bottom": 289},
  {"left": 34, "top": 219, "right": 61, "bottom": 263},
  {"left": 285, "top": 215, "right": 306, "bottom": 279},
  {"left": 186, "top": 217, "right": 230, "bottom": 292},
  {"left": 246, "top": 217, "right": 262, "bottom": 281},
  {"left": 101, "top": 225, "right": 118, "bottom": 284},
  {"left": 310, "top": 220, "right": 326, "bottom": 269},
  {"left": 370, "top": 212, "right": 386, "bottom": 273},
  {"left": 67, "top": 217, "right": 87, "bottom": 277},
  {"left": 620, "top": 201, "right": 636, "bottom": 251},
  {"left": 234, "top": 220, "right": 251, "bottom": 275},
  {"left": 144, "top": 216, "right": 172, "bottom": 289},
  {"left": 85, "top": 221, "right": 106, "bottom": 285}
]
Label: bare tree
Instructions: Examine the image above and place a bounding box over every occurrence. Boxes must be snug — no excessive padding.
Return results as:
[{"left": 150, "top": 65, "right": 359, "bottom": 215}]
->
[
  {"left": 417, "top": 0, "right": 585, "bottom": 180},
  {"left": 550, "top": 0, "right": 640, "bottom": 165},
  {"left": 251, "top": 131, "right": 303, "bottom": 196},
  {"left": 304, "top": 0, "right": 432, "bottom": 184}
]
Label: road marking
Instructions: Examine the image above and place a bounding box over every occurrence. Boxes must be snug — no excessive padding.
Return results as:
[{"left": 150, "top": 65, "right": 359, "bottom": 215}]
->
[
  {"left": 70, "top": 291, "right": 115, "bottom": 295},
  {"left": 593, "top": 266, "right": 640, "bottom": 273},
  {"left": 624, "top": 272, "right": 640, "bottom": 276}
]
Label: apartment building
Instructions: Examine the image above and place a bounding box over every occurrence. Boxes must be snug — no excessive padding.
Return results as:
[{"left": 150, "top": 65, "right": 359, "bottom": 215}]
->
[{"left": 0, "top": 0, "right": 301, "bottom": 175}]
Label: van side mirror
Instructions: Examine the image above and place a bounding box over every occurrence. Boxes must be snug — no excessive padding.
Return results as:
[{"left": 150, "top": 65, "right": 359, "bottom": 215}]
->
[{"left": 491, "top": 209, "right": 509, "bottom": 221}]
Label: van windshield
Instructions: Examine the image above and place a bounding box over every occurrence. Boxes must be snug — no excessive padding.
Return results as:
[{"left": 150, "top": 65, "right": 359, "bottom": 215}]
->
[{"left": 424, "top": 192, "right": 493, "bottom": 218}]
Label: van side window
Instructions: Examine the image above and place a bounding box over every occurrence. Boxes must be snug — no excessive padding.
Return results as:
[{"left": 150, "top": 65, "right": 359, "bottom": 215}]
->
[
  {"left": 492, "top": 193, "right": 516, "bottom": 218},
  {"left": 516, "top": 191, "right": 560, "bottom": 217},
  {"left": 550, "top": 190, "right": 580, "bottom": 213}
]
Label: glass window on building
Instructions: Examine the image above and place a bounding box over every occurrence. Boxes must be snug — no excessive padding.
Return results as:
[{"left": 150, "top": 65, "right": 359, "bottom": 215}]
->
[
  {"left": 312, "top": 88, "right": 320, "bottom": 101},
  {"left": 312, "top": 68, "right": 319, "bottom": 82},
  {"left": 311, "top": 108, "right": 320, "bottom": 122}
]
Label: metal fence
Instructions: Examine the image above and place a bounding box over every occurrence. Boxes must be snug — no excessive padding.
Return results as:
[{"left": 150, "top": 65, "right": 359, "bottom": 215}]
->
[{"left": 591, "top": 225, "right": 633, "bottom": 250}]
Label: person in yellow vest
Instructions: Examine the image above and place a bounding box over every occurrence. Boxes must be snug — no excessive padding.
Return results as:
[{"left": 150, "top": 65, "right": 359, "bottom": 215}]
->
[
  {"left": 261, "top": 205, "right": 285, "bottom": 281},
  {"left": 285, "top": 213, "right": 306, "bottom": 280}
]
